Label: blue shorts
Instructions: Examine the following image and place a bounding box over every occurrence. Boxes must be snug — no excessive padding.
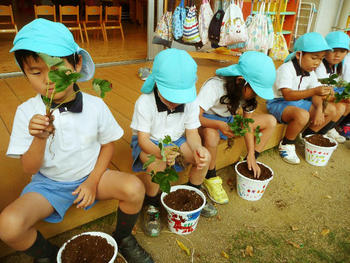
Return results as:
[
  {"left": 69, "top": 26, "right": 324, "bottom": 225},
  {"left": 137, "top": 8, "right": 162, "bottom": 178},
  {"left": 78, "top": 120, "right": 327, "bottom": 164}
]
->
[
  {"left": 131, "top": 135, "right": 186, "bottom": 172},
  {"left": 202, "top": 113, "right": 234, "bottom": 140},
  {"left": 21, "top": 173, "right": 96, "bottom": 223},
  {"left": 266, "top": 98, "right": 312, "bottom": 123}
]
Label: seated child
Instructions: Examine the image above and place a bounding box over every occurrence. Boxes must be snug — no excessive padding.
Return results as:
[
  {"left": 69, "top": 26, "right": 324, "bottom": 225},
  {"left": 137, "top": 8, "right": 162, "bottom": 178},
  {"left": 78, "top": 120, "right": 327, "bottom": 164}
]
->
[
  {"left": 130, "top": 48, "right": 213, "bottom": 237},
  {"left": 197, "top": 51, "right": 277, "bottom": 204},
  {"left": 267, "top": 32, "right": 342, "bottom": 164},
  {"left": 0, "top": 19, "right": 153, "bottom": 263},
  {"left": 315, "top": 31, "right": 350, "bottom": 140}
]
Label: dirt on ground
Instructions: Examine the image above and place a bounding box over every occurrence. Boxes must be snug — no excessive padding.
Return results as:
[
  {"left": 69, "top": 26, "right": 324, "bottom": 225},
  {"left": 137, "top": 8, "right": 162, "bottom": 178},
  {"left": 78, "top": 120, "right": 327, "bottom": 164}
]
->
[{"left": 2, "top": 140, "right": 350, "bottom": 263}]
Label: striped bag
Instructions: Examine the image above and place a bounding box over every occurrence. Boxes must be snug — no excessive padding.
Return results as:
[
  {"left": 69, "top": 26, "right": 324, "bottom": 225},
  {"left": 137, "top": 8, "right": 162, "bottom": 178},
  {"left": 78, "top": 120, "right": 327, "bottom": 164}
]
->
[{"left": 183, "top": 5, "right": 201, "bottom": 43}]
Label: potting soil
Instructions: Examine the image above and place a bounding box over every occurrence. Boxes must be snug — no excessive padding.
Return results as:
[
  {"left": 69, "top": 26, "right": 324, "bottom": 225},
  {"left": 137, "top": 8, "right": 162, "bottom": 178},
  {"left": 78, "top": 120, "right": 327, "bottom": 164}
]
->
[
  {"left": 237, "top": 162, "right": 272, "bottom": 180},
  {"left": 163, "top": 189, "right": 203, "bottom": 211},
  {"left": 305, "top": 134, "right": 336, "bottom": 147},
  {"left": 61, "top": 234, "right": 114, "bottom": 263}
]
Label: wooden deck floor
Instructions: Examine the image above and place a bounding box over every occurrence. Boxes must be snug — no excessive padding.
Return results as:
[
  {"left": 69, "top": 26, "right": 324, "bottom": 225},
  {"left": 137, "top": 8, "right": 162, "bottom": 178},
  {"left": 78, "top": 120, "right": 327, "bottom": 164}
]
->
[{"left": 0, "top": 21, "right": 147, "bottom": 74}]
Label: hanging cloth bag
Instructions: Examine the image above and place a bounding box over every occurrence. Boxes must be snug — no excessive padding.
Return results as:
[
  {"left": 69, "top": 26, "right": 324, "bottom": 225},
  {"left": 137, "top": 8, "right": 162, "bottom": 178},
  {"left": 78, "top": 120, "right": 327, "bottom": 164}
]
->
[
  {"left": 198, "top": 0, "right": 214, "bottom": 45},
  {"left": 269, "top": 0, "right": 289, "bottom": 60},
  {"left": 208, "top": 5, "right": 225, "bottom": 46},
  {"left": 172, "top": 0, "right": 186, "bottom": 40},
  {"left": 183, "top": 3, "right": 201, "bottom": 43},
  {"left": 153, "top": 11, "right": 173, "bottom": 47},
  {"left": 245, "top": 1, "right": 269, "bottom": 53},
  {"left": 218, "top": 0, "right": 248, "bottom": 47}
]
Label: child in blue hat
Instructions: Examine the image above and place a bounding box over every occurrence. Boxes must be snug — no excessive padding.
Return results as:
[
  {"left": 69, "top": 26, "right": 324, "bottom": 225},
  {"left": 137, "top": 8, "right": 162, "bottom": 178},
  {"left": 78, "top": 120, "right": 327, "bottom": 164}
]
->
[
  {"left": 0, "top": 19, "right": 153, "bottom": 263},
  {"left": 315, "top": 31, "right": 350, "bottom": 141},
  {"left": 130, "top": 48, "right": 214, "bottom": 236},
  {"left": 267, "top": 32, "right": 343, "bottom": 164},
  {"left": 196, "top": 51, "right": 277, "bottom": 204}
]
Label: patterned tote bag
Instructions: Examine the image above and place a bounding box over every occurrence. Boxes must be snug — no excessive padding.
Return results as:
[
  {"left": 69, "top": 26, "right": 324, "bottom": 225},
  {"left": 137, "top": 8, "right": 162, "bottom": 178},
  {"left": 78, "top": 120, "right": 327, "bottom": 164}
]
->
[
  {"left": 198, "top": 0, "right": 214, "bottom": 45},
  {"left": 172, "top": 0, "right": 186, "bottom": 40},
  {"left": 153, "top": 11, "right": 173, "bottom": 47},
  {"left": 218, "top": 0, "right": 248, "bottom": 47},
  {"left": 183, "top": 5, "right": 201, "bottom": 43}
]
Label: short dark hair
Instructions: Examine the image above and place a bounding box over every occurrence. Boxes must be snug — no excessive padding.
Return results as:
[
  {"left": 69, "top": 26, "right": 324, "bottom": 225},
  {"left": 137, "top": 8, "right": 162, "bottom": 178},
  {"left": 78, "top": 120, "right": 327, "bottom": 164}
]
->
[{"left": 14, "top": 50, "right": 80, "bottom": 73}]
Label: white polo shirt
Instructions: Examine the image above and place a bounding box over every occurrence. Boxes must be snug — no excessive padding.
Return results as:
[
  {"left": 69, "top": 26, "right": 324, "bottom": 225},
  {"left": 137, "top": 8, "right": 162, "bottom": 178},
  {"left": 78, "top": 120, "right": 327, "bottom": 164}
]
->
[
  {"left": 342, "top": 53, "right": 350, "bottom": 82},
  {"left": 273, "top": 58, "right": 321, "bottom": 99},
  {"left": 130, "top": 91, "right": 200, "bottom": 142},
  {"left": 7, "top": 92, "right": 123, "bottom": 182},
  {"left": 315, "top": 59, "right": 342, "bottom": 80},
  {"left": 197, "top": 76, "right": 257, "bottom": 117}
]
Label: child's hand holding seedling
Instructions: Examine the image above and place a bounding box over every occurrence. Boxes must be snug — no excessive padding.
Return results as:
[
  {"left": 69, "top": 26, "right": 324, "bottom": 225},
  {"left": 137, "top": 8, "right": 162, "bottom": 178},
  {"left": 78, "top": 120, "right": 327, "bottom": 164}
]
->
[
  {"left": 164, "top": 146, "right": 180, "bottom": 166},
  {"left": 29, "top": 114, "right": 54, "bottom": 139},
  {"left": 217, "top": 121, "right": 235, "bottom": 138}
]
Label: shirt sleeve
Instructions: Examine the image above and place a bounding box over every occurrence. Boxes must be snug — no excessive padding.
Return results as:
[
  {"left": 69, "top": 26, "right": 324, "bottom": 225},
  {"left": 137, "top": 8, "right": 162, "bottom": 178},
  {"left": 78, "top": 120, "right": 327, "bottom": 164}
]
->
[
  {"left": 6, "top": 107, "right": 34, "bottom": 158},
  {"left": 98, "top": 99, "right": 124, "bottom": 145},
  {"left": 184, "top": 100, "right": 201, "bottom": 130},
  {"left": 197, "top": 78, "right": 221, "bottom": 111},
  {"left": 130, "top": 95, "right": 154, "bottom": 133},
  {"left": 275, "top": 63, "right": 295, "bottom": 91}
]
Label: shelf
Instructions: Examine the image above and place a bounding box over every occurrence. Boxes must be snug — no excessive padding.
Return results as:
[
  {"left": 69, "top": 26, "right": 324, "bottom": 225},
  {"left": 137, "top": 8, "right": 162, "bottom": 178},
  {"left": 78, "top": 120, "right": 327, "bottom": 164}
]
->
[
  {"left": 251, "top": 11, "right": 296, "bottom": 15},
  {"left": 344, "top": 28, "right": 350, "bottom": 32}
]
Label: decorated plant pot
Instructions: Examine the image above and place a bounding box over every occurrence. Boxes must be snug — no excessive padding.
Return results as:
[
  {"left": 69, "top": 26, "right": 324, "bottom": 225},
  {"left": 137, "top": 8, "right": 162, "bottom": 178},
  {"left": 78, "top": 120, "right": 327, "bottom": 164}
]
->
[
  {"left": 304, "top": 134, "right": 338, "bottom": 166},
  {"left": 161, "top": 185, "right": 206, "bottom": 235},
  {"left": 57, "top": 231, "right": 118, "bottom": 263},
  {"left": 235, "top": 161, "right": 274, "bottom": 201}
]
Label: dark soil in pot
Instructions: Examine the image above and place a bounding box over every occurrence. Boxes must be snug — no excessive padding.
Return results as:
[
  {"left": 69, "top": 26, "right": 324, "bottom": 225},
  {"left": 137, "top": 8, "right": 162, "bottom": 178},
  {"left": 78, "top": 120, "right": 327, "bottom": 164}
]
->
[
  {"left": 237, "top": 162, "right": 273, "bottom": 181},
  {"left": 305, "top": 134, "right": 336, "bottom": 147},
  {"left": 163, "top": 189, "right": 204, "bottom": 211},
  {"left": 61, "top": 234, "right": 114, "bottom": 263}
]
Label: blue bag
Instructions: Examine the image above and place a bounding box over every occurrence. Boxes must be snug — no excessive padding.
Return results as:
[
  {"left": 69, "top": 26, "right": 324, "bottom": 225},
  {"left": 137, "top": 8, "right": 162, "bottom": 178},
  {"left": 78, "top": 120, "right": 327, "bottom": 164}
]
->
[{"left": 172, "top": 0, "right": 186, "bottom": 40}]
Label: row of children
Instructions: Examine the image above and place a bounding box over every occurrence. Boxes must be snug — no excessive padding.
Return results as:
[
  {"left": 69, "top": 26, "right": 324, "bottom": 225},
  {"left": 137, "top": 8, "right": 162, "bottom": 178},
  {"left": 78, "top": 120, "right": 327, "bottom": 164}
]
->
[{"left": 0, "top": 18, "right": 348, "bottom": 263}]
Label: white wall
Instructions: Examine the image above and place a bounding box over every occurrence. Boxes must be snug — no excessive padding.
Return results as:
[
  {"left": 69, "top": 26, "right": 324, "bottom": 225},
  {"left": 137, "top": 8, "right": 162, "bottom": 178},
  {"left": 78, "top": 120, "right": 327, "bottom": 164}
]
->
[{"left": 314, "top": 0, "right": 348, "bottom": 35}]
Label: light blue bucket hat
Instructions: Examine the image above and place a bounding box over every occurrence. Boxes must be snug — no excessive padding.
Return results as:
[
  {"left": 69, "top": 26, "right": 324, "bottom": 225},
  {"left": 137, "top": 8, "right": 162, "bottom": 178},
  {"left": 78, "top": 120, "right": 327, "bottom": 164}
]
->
[
  {"left": 216, "top": 51, "right": 276, "bottom": 100},
  {"left": 325, "top": 31, "right": 350, "bottom": 50},
  {"left": 141, "top": 48, "right": 197, "bottom": 103},
  {"left": 10, "top": 18, "right": 95, "bottom": 82},
  {"left": 284, "top": 32, "right": 331, "bottom": 62}
]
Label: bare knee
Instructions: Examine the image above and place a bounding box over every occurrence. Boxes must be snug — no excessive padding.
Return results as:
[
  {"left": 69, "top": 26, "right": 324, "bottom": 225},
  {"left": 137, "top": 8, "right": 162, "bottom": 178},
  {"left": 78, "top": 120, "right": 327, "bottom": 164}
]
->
[
  {"left": 294, "top": 110, "right": 310, "bottom": 126},
  {"left": 203, "top": 128, "right": 220, "bottom": 148},
  {"left": 0, "top": 208, "right": 27, "bottom": 243},
  {"left": 325, "top": 103, "right": 336, "bottom": 118},
  {"left": 262, "top": 115, "right": 277, "bottom": 129},
  {"left": 122, "top": 176, "right": 145, "bottom": 203}
]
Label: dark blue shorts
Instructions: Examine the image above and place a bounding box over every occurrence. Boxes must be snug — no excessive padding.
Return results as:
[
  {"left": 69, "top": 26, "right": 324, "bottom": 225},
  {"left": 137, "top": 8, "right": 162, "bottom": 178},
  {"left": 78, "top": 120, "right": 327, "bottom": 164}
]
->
[
  {"left": 21, "top": 173, "right": 96, "bottom": 223},
  {"left": 130, "top": 135, "right": 186, "bottom": 172},
  {"left": 266, "top": 98, "right": 312, "bottom": 123}
]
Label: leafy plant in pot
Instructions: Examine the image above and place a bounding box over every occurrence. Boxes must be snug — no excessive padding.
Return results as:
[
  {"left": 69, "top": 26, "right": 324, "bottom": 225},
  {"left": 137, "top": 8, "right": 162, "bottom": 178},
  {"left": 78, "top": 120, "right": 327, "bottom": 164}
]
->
[
  {"left": 143, "top": 136, "right": 206, "bottom": 235},
  {"left": 235, "top": 161, "right": 274, "bottom": 201}
]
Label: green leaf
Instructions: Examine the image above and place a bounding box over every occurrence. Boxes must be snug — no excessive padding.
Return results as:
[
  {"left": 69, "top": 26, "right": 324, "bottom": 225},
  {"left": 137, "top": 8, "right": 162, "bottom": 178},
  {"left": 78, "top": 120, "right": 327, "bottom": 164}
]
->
[
  {"left": 92, "top": 79, "right": 112, "bottom": 98},
  {"left": 163, "top": 135, "right": 172, "bottom": 145},
  {"left": 166, "top": 168, "right": 179, "bottom": 182},
  {"left": 42, "top": 96, "right": 50, "bottom": 106},
  {"left": 48, "top": 70, "right": 81, "bottom": 93},
  {"left": 254, "top": 126, "right": 261, "bottom": 144},
  {"left": 143, "top": 155, "right": 156, "bottom": 169},
  {"left": 38, "top": 53, "right": 65, "bottom": 68},
  {"left": 159, "top": 177, "right": 171, "bottom": 194}
]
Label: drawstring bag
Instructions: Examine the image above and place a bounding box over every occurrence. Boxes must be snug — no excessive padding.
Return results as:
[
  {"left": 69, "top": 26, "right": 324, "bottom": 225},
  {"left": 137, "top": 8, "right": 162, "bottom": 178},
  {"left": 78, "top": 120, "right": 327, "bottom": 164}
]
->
[
  {"left": 269, "top": 0, "right": 289, "bottom": 60},
  {"left": 183, "top": 4, "right": 201, "bottom": 43},
  {"left": 245, "top": 1, "right": 270, "bottom": 54},
  {"left": 172, "top": 0, "right": 186, "bottom": 40},
  {"left": 219, "top": 0, "right": 247, "bottom": 47},
  {"left": 208, "top": 7, "right": 225, "bottom": 45},
  {"left": 198, "top": 0, "right": 213, "bottom": 45},
  {"left": 153, "top": 11, "right": 173, "bottom": 47}
]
